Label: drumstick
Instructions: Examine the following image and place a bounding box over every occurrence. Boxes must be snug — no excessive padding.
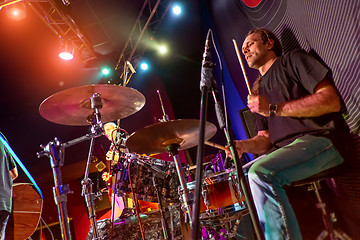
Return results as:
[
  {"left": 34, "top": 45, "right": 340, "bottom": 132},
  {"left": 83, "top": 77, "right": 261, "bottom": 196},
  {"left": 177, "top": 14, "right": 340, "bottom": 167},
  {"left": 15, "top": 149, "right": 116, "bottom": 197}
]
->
[
  {"left": 205, "top": 140, "right": 226, "bottom": 151},
  {"left": 232, "top": 39, "right": 252, "bottom": 95}
]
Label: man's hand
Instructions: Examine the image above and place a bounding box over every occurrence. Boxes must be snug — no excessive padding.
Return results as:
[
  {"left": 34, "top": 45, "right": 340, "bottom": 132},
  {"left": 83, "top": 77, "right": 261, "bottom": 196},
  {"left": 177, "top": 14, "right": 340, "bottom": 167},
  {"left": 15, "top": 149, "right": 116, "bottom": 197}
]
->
[
  {"left": 247, "top": 94, "right": 271, "bottom": 116},
  {"left": 225, "top": 141, "right": 245, "bottom": 159}
]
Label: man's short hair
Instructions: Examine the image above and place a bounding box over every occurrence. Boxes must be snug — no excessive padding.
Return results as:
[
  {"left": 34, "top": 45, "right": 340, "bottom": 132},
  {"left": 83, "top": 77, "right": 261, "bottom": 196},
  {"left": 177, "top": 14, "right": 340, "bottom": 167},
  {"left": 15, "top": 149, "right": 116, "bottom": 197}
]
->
[{"left": 247, "top": 28, "right": 283, "bottom": 57}]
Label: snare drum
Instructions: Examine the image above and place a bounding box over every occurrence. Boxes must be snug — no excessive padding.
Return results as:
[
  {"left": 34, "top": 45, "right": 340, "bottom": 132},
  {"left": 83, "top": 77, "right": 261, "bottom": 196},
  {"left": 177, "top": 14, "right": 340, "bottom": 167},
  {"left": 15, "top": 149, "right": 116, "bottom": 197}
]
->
[{"left": 186, "top": 169, "right": 247, "bottom": 222}]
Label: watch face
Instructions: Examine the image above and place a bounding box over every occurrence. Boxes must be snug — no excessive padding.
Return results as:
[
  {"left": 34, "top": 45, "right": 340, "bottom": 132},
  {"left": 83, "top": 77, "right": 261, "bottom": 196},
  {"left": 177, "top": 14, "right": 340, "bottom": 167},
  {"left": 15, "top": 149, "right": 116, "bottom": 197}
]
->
[
  {"left": 269, "top": 104, "right": 277, "bottom": 111},
  {"left": 269, "top": 104, "right": 277, "bottom": 117}
]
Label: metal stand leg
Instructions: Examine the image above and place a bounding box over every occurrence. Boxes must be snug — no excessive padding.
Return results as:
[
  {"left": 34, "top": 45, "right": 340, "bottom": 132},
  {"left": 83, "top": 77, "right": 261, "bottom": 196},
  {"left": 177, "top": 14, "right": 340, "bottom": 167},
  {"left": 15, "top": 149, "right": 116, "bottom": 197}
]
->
[
  {"left": 152, "top": 176, "right": 171, "bottom": 240},
  {"left": 310, "top": 181, "right": 352, "bottom": 240},
  {"left": 167, "top": 144, "right": 192, "bottom": 226},
  {"left": 38, "top": 138, "right": 72, "bottom": 240}
]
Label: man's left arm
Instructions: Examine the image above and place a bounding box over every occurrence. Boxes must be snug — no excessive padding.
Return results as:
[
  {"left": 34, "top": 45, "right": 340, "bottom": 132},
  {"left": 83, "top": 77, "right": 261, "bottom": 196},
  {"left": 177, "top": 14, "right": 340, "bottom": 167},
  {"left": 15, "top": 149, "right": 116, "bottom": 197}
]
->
[
  {"left": 248, "top": 77, "right": 341, "bottom": 118},
  {"left": 277, "top": 78, "right": 341, "bottom": 117}
]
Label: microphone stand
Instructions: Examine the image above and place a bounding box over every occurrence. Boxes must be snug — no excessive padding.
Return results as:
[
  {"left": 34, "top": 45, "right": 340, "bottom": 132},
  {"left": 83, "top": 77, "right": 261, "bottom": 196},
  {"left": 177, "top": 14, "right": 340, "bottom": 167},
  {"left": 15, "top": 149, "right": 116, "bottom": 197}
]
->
[
  {"left": 210, "top": 82, "right": 264, "bottom": 240},
  {"left": 191, "top": 30, "right": 212, "bottom": 240},
  {"left": 191, "top": 29, "right": 264, "bottom": 240}
]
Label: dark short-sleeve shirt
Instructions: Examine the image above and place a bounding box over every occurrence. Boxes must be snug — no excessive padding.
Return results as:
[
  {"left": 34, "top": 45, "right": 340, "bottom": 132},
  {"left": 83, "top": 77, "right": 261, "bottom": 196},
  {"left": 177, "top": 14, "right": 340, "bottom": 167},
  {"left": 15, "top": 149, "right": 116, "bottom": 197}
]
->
[
  {"left": 0, "top": 134, "right": 16, "bottom": 213},
  {"left": 255, "top": 49, "right": 349, "bottom": 148}
]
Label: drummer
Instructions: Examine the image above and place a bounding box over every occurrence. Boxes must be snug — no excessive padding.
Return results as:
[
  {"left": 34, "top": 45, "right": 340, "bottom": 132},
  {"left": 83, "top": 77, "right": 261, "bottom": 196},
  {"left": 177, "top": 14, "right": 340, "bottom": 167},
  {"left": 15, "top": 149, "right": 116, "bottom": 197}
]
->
[{"left": 226, "top": 28, "right": 351, "bottom": 239}]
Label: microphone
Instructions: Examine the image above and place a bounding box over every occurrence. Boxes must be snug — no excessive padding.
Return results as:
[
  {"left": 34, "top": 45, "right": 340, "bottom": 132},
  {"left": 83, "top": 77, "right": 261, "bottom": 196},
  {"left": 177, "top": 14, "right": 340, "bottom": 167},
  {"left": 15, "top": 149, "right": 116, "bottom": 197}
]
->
[
  {"left": 126, "top": 61, "right": 136, "bottom": 73},
  {"left": 200, "top": 29, "right": 214, "bottom": 90}
]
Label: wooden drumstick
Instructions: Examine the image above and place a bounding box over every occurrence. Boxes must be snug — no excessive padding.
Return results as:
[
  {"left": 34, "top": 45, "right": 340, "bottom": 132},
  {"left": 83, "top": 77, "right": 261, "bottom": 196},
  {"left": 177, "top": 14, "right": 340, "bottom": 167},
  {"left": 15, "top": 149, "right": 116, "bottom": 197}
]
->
[
  {"left": 232, "top": 39, "right": 252, "bottom": 95},
  {"left": 204, "top": 140, "right": 226, "bottom": 151}
]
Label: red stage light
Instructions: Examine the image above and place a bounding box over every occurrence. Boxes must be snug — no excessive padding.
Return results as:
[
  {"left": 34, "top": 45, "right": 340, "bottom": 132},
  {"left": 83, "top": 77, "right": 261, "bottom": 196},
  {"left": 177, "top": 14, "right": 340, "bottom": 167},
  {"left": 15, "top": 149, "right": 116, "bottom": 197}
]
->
[{"left": 6, "top": 2, "right": 26, "bottom": 21}]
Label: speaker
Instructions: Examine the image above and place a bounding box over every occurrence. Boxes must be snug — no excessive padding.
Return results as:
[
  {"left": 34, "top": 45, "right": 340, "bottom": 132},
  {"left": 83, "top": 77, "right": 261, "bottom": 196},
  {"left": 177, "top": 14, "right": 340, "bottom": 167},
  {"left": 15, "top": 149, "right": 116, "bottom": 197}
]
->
[{"left": 239, "top": 108, "right": 257, "bottom": 139}]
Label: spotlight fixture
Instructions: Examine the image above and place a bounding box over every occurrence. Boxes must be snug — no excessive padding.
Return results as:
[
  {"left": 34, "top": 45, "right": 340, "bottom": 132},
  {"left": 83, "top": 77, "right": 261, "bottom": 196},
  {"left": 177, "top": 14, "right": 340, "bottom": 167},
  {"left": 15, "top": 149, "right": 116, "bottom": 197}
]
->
[
  {"left": 59, "top": 40, "right": 74, "bottom": 60},
  {"left": 172, "top": 4, "right": 182, "bottom": 16},
  {"left": 5, "top": 1, "right": 26, "bottom": 21},
  {"left": 101, "top": 66, "right": 111, "bottom": 75},
  {"left": 140, "top": 62, "right": 149, "bottom": 71},
  {"left": 158, "top": 45, "right": 168, "bottom": 55}
]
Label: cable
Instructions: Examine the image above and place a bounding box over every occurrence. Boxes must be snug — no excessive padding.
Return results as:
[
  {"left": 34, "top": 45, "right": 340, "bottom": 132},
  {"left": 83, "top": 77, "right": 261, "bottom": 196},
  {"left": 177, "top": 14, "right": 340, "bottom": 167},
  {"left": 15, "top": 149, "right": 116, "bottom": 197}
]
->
[{"left": 41, "top": 217, "right": 55, "bottom": 240}]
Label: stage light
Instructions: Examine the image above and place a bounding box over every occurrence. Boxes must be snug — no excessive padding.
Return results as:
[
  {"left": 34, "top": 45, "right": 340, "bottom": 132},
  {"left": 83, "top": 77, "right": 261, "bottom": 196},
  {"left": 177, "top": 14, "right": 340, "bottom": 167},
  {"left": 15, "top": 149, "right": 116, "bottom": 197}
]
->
[
  {"left": 158, "top": 45, "right": 168, "bottom": 55},
  {"left": 172, "top": 4, "right": 182, "bottom": 16},
  {"left": 101, "top": 66, "right": 111, "bottom": 75},
  {"left": 5, "top": 1, "right": 26, "bottom": 21},
  {"left": 140, "top": 62, "right": 149, "bottom": 71},
  {"left": 59, "top": 40, "right": 74, "bottom": 60}
]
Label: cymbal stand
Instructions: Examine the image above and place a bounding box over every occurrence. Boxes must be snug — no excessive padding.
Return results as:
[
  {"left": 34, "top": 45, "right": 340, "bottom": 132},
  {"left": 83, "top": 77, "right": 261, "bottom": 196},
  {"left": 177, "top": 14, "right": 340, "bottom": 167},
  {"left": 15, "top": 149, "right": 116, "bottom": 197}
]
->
[
  {"left": 81, "top": 93, "right": 105, "bottom": 240},
  {"left": 37, "top": 138, "right": 72, "bottom": 240},
  {"left": 37, "top": 94, "right": 105, "bottom": 240},
  {"left": 166, "top": 144, "right": 192, "bottom": 226}
]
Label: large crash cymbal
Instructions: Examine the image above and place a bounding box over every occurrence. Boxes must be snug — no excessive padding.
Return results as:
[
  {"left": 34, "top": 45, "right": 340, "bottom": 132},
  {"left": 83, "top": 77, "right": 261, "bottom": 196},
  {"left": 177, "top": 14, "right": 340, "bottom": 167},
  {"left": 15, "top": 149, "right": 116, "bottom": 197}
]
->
[
  {"left": 39, "top": 84, "right": 145, "bottom": 126},
  {"left": 126, "top": 119, "right": 217, "bottom": 155}
]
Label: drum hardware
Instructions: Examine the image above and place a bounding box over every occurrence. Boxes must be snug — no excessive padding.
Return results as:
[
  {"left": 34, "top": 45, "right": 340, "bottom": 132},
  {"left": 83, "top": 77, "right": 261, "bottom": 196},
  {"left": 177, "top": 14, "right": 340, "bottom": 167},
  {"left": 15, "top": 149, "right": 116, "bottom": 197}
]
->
[
  {"left": 126, "top": 119, "right": 217, "bottom": 228},
  {"left": 38, "top": 84, "right": 146, "bottom": 240},
  {"left": 36, "top": 123, "right": 105, "bottom": 239},
  {"left": 37, "top": 137, "right": 73, "bottom": 240},
  {"left": 201, "top": 188, "right": 210, "bottom": 211},
  {"left": 121, "top": 152, "right": 172, "bottom": 239},
  {"left": 152, "top": 176, "right": 170, "bottom": 239},
  {"left": 106, "top": 151, "right": 178, "bottom": 239}
]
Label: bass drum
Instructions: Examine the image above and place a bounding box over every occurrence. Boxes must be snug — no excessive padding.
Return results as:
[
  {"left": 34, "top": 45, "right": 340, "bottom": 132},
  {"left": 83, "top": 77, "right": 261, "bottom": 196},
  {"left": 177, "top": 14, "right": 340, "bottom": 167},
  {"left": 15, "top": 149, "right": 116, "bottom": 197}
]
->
[{"left": 87, "top": 204, "right": 183, "bottom": 240}]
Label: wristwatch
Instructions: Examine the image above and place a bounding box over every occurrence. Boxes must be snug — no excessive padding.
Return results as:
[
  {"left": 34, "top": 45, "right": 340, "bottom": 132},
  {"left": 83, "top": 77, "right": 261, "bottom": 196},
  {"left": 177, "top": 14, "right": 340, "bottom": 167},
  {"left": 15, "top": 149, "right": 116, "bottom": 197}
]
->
[{"left": 269, "top": 104, "right": 277, "bottom": 117}]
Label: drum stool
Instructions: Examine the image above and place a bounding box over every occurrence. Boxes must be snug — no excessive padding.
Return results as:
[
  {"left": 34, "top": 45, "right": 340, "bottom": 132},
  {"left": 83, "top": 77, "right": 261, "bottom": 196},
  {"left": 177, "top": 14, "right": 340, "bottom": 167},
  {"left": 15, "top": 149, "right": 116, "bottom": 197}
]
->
[{"left": 290, "top": 167, "right": 352, "bottom": 240}]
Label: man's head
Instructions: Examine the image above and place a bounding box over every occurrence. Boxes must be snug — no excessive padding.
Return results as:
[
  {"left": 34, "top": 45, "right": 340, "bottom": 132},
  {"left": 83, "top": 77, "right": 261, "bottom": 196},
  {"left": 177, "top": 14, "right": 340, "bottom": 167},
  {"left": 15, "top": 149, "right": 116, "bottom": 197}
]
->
[{"left": 242, "top": 28, "right": 282, "bottom": 70}]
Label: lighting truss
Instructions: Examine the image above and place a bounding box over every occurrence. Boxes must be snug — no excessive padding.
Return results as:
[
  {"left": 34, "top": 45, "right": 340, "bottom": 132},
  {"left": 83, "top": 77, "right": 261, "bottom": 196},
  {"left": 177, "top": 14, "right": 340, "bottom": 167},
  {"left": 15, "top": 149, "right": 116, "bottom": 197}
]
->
[
  {"left": 1, "top": 0, "right": 172, "bottom": 66},
  {"left": 0, "top": 0, "right": 97, "bottom": 63},
  {"left": 115, "top": 0, "right": 172, "bottom": 75}
]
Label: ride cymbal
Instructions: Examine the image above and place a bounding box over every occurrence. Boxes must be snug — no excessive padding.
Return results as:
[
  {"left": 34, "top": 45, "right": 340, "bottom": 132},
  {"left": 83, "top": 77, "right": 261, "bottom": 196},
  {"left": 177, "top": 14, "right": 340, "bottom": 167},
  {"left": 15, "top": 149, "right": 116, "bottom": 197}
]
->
[
  {"left": 126, "top": 119, "right": 217, "bottom": 155},
  {"left": 39, "top": 84, "right": 145, "bottom": 126}
]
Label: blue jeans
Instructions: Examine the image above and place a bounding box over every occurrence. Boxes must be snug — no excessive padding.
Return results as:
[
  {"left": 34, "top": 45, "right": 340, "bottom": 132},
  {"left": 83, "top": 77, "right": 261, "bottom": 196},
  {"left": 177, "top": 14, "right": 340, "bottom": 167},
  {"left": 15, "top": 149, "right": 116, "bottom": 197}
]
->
[{"left": 247, "top": 135, "right": 344, "bottom": 240}]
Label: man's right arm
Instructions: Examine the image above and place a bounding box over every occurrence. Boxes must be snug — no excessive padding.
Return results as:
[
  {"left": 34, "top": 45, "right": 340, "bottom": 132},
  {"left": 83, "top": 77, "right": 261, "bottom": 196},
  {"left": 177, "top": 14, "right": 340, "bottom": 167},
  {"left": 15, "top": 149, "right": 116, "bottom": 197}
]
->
[{"left": 226, "top": 130, "right": 272, "bottom": 158}]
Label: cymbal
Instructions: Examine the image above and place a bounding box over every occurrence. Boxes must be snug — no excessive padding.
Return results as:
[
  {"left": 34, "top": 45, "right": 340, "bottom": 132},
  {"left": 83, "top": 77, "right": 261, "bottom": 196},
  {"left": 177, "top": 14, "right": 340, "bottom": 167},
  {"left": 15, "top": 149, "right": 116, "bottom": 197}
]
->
[
  {"left": 39, "top": 84, "right": 145, "bottom": 126},
  {"left": 126, "top": 119, "right": 217, "bottom": 155}
]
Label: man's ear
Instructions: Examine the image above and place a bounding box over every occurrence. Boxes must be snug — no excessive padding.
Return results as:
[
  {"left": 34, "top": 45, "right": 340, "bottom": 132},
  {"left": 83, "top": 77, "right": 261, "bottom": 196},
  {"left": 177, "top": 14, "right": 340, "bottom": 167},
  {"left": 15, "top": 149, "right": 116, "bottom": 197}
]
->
[{"left": 266, "top": 39, "right": 275, "bottom": 51}]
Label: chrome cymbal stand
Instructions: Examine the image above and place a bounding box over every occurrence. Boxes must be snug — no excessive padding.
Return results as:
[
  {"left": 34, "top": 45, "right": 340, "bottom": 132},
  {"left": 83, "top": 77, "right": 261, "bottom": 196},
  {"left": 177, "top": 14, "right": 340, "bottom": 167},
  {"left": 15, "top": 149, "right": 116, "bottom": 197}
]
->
[
  {"left": 37, "top": 93, "right": 105, "bottom": 240},
  {"left": 81, "top": 93, "right": 105, "bottom": 240},
  {"left": 37, "top": 138, "right": 72, "bottom": 240},
  {"left": 166, "top": 144, "right": 192, "bottom": 226}
]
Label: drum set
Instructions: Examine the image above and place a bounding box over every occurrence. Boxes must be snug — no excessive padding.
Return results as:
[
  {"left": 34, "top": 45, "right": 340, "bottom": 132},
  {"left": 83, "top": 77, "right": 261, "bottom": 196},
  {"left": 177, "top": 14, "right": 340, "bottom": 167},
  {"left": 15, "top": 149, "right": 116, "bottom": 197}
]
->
[{"left": 37, "top": 84, "right": 250, "bottom": 240}]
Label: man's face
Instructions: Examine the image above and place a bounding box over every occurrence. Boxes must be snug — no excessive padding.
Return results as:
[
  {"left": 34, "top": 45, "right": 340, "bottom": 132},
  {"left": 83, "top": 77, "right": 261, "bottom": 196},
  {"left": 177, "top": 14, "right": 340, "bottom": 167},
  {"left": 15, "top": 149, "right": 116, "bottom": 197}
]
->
[{"left": 242, "top": 33, "right": 269, "bottom": 69}]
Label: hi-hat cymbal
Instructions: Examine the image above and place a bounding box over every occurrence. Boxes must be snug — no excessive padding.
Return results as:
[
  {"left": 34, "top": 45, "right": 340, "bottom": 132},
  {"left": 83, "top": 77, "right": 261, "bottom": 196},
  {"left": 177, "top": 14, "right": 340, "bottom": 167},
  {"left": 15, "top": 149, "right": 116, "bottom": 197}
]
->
[
  {"left": 39, "top": 84, "right": 145, "bottom": 126},
  {"left": 126, "top": 119, "right": 217, "bottom": 155}
]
